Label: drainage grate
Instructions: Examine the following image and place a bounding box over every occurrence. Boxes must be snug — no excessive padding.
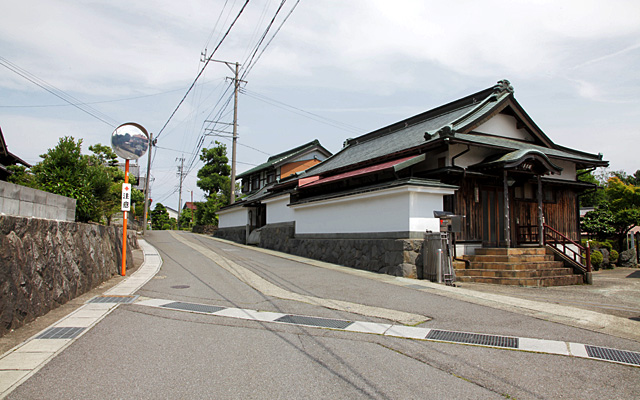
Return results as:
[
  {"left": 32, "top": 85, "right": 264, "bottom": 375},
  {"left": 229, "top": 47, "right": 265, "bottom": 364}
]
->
[
  {"left": 161, "top": 301, "right": 226, "bottom": 314},
  {"left": 426, "top": 329, "right": 519, "bottom": 348},
  {"left": 36, "top": 327, "right": 85, "bottom": 339},
  {"left": 275, "top": 315, "right": 352, "bottom": 329},
  {"left": 88, "top": 295, "right": 138, "bottom": 304},
  {"left": 585, "top": 345, "right": 640, "bottom": 366}
]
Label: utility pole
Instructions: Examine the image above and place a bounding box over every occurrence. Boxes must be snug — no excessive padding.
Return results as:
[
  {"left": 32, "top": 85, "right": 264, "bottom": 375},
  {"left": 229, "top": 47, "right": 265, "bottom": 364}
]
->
[
  {"left": 207, "top": 59, "right": 246, "bottom": 204},
  {"left": 176, "top": 156, "right": 185, "bottom": 229},
  {"left": 230, "top": 61, "right": 239, "bottom": 204},
  {"left": 142, "top": 133, "right": 155, "bottom": 236}
]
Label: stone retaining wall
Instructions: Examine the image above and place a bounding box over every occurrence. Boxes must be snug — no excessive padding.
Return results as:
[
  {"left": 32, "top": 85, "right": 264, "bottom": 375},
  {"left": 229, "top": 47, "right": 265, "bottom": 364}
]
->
[
  {"left": 0, "top": 215, "right": 138, "bottom": 336},
  {"left": 258, "top": 223, "right": 424, "bottom": 278},
  {"left": 215, "top": 226, "right": 247, "bottom": 245}
]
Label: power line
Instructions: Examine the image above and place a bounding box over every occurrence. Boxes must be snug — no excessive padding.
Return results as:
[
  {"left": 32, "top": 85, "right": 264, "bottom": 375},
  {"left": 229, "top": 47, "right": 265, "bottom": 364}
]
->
[
  {"left": 154, "top": 0, "right": 251, "bottom": 141},
  {"left": 0, "top": 56, "right": 118, "bottom": 127},
  {"left": 241, "top": 88, "right": 362, "bottom": 134},
  {"left": 241, "top": 0, "right": 302, "bottom": 80}
]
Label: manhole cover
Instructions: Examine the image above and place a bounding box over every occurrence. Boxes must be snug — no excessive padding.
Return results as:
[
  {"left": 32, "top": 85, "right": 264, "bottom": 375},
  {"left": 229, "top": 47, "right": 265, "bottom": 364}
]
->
[{"left": 170, "top": 285, "right": 190, "bottom": 289}]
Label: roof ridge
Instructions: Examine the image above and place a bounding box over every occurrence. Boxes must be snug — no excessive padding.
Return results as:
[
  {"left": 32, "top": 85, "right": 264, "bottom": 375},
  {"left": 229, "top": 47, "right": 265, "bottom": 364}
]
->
[{"left": 267, "top": 139, "right": 320, "bottom": 162}]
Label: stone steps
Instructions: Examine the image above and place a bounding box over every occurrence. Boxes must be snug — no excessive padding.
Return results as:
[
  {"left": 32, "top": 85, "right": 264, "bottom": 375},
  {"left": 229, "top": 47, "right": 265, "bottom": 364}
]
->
[
  {"left": 454, "top": 247, "right": 585, "bottom": 287},
  {"left": 455, "top": 275, "right": 584, "bottom": 287}
]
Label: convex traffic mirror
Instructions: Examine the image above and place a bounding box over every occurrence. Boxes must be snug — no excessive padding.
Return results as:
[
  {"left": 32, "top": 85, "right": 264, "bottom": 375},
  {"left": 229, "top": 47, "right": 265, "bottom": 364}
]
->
[{"left": 111, "top": 122, "right": 149, "bottom": 160}]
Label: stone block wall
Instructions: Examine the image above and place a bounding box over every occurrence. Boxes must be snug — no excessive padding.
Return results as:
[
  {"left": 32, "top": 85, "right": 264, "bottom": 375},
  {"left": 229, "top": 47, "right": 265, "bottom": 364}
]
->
[
  {"left": 0, "top": 181, "right": 76, "bottom": 221},
  {"left": 0, "top": 215, "right": 138, "bottom": 336},
  {"left": 258, "top": 223, "right": 424, "bottom": 278},
  {"left": 215, "top": 226, "right": 247, "bottom": 245}
]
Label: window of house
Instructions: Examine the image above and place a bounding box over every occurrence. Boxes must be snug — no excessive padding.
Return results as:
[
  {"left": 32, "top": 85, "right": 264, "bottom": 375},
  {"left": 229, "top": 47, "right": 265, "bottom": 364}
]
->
[
  {"left": 242, "top": 180, "right": 249, "bottom": 193},
  {"left": 251, "top": 175, "right": 259, "bottom": 191},
  {"left": 267, "top": 172, "right": 275, "bottom": 184}
]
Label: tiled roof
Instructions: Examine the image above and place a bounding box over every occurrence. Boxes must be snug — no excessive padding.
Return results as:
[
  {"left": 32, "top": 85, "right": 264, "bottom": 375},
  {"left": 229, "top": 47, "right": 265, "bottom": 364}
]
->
[
  {"left": 304, "top": 80, "right": 605, "bottom": 177},
  {"left": 236, "top": 139, "right": 330, "bottom": 179}
]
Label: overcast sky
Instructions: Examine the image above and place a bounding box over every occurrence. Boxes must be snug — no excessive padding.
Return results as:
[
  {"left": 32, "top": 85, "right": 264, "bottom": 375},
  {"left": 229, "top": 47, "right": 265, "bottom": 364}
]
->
[{"left": 1, "top": 0, "right": 639, "bottom": 210}]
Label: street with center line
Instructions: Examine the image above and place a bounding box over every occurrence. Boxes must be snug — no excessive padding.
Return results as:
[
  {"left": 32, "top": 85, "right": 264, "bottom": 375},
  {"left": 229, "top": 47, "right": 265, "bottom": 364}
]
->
[{"left": 6, "top": 231, "right": 640, "bottom": 399}]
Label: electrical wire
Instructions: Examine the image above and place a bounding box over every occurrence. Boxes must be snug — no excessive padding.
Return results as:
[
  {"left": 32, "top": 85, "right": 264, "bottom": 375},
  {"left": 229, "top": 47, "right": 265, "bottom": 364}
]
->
[
  {"left": 241, "top": 88, "right": 362, "bottom": 134},
  {"left": 154, "top": 0, "right": 251, "bottom": 141},
  {"left": 0, "top": 56, "right": 118, "bottom": 127}
]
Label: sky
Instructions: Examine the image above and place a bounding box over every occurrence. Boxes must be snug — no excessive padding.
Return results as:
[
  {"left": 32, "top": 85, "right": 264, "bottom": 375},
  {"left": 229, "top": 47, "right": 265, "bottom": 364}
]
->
[{"left": 1, "top": 0, "right": 639, "bottom": 211}]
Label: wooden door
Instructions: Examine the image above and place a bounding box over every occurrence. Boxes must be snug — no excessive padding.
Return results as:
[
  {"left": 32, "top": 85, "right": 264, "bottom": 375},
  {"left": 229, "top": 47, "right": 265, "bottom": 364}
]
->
[{"left": 481, "top": 187, "right": 505, "bottom": 247}]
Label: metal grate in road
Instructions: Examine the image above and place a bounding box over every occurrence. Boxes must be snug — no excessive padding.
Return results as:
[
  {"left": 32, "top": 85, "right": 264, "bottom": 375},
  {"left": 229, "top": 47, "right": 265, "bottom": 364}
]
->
[
  {"left": 275, "top": 315, "right": 353, "bottom": 329},
  {"left": 426, "top": 329, "right": 519, "bottom": 348},
  {"left": 585, "top": 345, "right": 640, "bottom": 366},
  {"left": 161, "top": 301, "right": 226, "bottom": 314},
  {"left": 36, "top": 327, "right": 85, "bottom": 339},
  {"left": 87, "top": 295, "right": 138, "bottom": 304}
]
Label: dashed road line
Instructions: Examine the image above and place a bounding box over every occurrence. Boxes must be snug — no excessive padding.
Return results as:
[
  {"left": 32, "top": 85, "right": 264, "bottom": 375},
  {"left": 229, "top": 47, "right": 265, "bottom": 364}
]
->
[{"left": 135, "top": 296, "right": 640, "bottom": 368}]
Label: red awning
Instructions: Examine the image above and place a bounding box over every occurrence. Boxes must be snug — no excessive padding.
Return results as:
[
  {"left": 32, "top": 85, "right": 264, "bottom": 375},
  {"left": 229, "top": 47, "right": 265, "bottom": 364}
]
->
[{"left": 300, "top": 154, "right": 423, "bottom": 189}]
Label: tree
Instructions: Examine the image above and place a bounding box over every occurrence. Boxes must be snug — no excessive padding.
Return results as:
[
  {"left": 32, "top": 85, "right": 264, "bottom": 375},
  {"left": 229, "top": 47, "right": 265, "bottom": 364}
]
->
[
  {"left": 150, "top": 203, "right": 170, "bottom": 230},
  {"left": 578, "top": 169, "right": 606, "bottom": 208},
  {"left": 581, "top": 204, "right": 616, "bottom": 240},
  {"left": 606, "top": 176, "right": 640, "bottom": 248},
  {"left": 195, "top": 142, "right": 232, "bottom": 225},
  {"left": 178, "top": 207, "right": 193, "bottom": 229},
  {"left": 197, "top": 142, "right": 231, "bottom": 199},
  {"left": 581, "top": 174, "right": 640, "bottom": 248},
  {"left": 6, "top": 165, "right": 37, "bottom": 188},
  {"left": 31, "top": 137, "right": 101, "bottom": 222}
]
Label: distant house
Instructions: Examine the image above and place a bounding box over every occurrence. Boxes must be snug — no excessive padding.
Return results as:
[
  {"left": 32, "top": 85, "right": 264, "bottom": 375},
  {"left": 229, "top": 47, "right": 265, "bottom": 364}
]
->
[
  {"left": 216, "top": 80, "right": 608, "bottom": 284},
  {"left": 183, "top": 202, "right": 197, "bottom": 211},
  {"left": 0, "top": 126, "right": 31, "bottom": 181},
  {"left": 165, "top": 206, "right": 179, "bottom": 221},
  {"left": 216, "top": 140, "right": 332, "bottom": 243}
]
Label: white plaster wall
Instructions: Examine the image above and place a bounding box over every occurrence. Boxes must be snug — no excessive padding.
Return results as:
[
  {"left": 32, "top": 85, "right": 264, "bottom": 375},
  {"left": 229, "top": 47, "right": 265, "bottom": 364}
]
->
[
  {"left": 551, "top": 159, "right": 576, "bottom": 180},
  {"left": 292, "top": 185, "right": 454, "bottom": 235},
  {"left": 217, "top": 206, "right": 247, "bottom": 228},
  {"left": 475, "top": 114, "right": 534, "bottom": 141},
  {"left": 264, "top": 194, "right": 295, "bottom": 224},
  {"left": 448, "top": 144, "right": 494, "bottom": 168}
]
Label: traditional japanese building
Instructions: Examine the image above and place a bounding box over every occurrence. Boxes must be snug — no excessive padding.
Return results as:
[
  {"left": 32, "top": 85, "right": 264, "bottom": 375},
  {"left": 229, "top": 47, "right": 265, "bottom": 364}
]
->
[{"left": 217, "top": 80, "right": 608, "bottom": 285}]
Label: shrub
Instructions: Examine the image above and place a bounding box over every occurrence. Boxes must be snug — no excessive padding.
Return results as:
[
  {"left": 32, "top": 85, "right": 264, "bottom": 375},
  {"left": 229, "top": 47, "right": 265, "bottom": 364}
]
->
[
  {"left": 610, "top": 249, "right": 619, "bottom": 264},
  {"left": 590, "top": 250, "right": 603, "bottom": 268},
  {"left": 162, "top": 223, "right": 171, "bottom": 230}
]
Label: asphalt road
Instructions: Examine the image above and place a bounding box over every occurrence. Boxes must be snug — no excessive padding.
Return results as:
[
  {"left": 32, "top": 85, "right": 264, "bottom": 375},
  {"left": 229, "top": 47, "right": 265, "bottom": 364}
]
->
[{"left": 8, "top": 231, "right": 640, "bottom": 399}]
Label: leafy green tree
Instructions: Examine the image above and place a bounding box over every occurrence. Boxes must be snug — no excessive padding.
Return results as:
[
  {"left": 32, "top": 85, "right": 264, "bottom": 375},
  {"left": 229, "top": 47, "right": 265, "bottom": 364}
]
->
[
  {"left": 6, "top": 165, "right": 37, "bottom": 188},
  {"left": 31, "top": 137, "right": 102, "bottom": 222},
  {"left": 178, "top": 207, "right": 193, "bottom": 229},
  {"left": 195, "top": 142, "right": 232, "bottom": 225},
  {"left": 197, "top": 142, "right": 231, "bottom": 199},
  {"left": 581, "top": 204, "right": 616, "bottom": 240},
  {"left": 578, "top": 169, "right": 606, "bottom": 208},
  {"left": 150, "top": 203, "right": 170, "bottom": 230}
]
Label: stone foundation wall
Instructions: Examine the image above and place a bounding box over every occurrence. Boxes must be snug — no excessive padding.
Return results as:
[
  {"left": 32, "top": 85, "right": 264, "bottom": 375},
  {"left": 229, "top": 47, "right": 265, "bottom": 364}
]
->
[
  {"left": 214, "top": 226, "right": 247, "bottom": 245},
  {"left": 258, "top": 223, "right": 424, "bottom": 278},
  {"left": 0, "top": 215, "right": 138, "bottom": 336}
]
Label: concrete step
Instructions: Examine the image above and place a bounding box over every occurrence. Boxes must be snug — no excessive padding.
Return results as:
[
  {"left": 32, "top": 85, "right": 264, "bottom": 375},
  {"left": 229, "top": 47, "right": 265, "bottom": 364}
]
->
[
  {"left": 455, "top": 275, "right": 585, "bottom": 287},
  {"left": 463, "top": 254, "right": 554, "bottom": 263},
  {"left": 474, "top": 247, "right": 550, "bottom": 256},
  {"left": 458, "top": 261, "right": 565, "bottom": 270},
  {"left": 455, "top": 267, "right": 574, "bottom": 278}
]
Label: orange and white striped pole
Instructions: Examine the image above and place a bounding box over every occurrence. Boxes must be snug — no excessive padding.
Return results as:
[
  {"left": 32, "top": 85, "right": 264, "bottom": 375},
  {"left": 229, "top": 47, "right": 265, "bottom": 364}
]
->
[{"left": 121, "top": 159, "right": 130, "bottom": 276}]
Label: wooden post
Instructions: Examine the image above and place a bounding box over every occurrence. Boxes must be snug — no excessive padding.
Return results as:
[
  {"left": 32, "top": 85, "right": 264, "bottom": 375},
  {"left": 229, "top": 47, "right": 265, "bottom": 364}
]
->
[
  {"left": 537, "top": 174, "right": 544, "bottom": 247},
  {"left": 121, "top": 159, "right": 129, "bottom": 276},
  {"left": 503, "top": 170, "right": 510, "bottom": 248}
]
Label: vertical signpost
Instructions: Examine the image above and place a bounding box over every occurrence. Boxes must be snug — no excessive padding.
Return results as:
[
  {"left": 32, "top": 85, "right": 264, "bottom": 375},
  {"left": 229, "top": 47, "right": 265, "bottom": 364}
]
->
[{"left": 111, "top": 123, "right": 149, "bottom": 276}]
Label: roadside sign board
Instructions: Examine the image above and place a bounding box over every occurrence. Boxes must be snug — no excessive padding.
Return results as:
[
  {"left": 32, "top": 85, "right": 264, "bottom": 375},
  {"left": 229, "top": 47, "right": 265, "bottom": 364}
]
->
[{"left": 121, "top": 183, "right": 132, "bottom": 212}]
